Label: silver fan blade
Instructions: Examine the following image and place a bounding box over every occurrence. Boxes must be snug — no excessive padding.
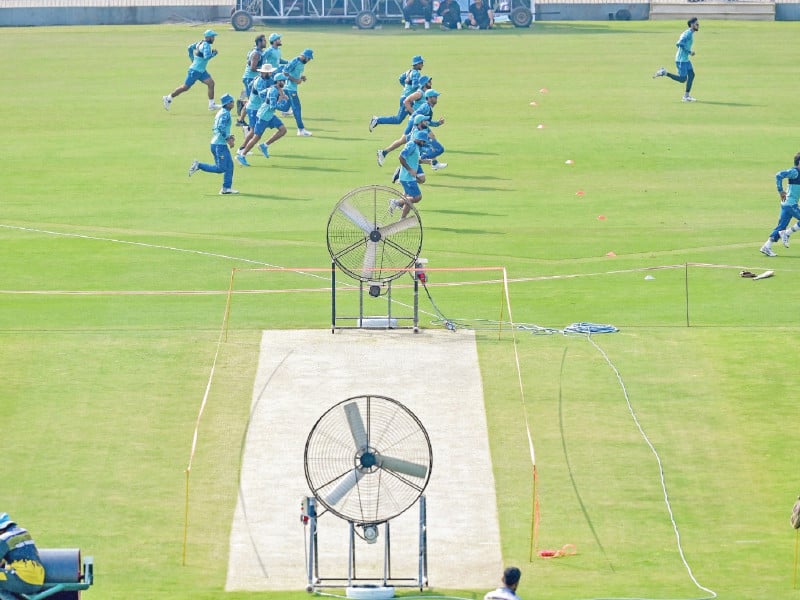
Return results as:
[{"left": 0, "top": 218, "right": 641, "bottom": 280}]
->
[
  {"left": 338, "top": 200, "right": 374, "bottom": 234},
  {"left": 377, "top": 455, "right": 428, "bottom": 479},
  {"left": 361, "top": 241, "right": 378, "bottom": 280},
  {"left": 379, "top": 214, "right": 419, "bottom": 237},
  {"left": 344, "top": 402, "right": 368, "bottom": 450},
  {"left": 325, "top": 468, "right": 364, "bottom": 506}
]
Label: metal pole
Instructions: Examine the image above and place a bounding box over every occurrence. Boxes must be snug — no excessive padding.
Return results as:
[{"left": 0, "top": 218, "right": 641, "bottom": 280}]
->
[
  {"left": 331, "top": 261, "right": 336, "bottom": 333},
  {"left": 685, "top": 262, "right": 690, "bottom": 327}
]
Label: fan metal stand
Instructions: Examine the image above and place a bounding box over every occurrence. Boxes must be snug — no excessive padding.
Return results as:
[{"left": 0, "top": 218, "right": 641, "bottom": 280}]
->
[
  {"left": 302, "top": 495, "right": 429, "bottom": 595},
  {"left": 331, "top": 260, "right": 422, "bottom": 333}
]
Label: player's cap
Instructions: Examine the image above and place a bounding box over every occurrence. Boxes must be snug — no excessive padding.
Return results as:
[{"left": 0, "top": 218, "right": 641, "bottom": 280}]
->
[
  {"left": 424, "top": 89, "right": 440, "bottom": 98},
  {"left": 204, "top": 29, "right": 218, "bottom": 37},
  {"left": 418, "top": 75, "right": 431, "bottom": 87},
  {"left": 258, "top": 64, "right": 276, "bottom": 73},
  {"left": 302, "top": 48, "right": 314, "bottom": 60},
  {"left": 413, "top": 114, "right": 430, "bottom": 125},
  {"left": 411, "top": 55, "right": 424, "bottom": 65},
  {"left": 413, "top": 130, "right": 430, "bottom": 143},
  {"left": 220, "top": 94, "right": 235, "bottom": 106},
  {"left": 274, "top": 73, "right": 288, "bottom": 81},
  {"left": 268, "top": 33, "right": 282, "bottom": 43},
  {"left": 0, "top": 513, "right": 15, "bottom": 530}
]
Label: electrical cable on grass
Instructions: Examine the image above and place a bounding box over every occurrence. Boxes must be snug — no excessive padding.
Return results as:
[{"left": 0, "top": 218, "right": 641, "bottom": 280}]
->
[{"left": 580, "top": 335, "right": 718, "bottom": 600}]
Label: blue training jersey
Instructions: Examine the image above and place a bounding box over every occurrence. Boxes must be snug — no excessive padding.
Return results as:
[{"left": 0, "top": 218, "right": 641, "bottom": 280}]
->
[
  {"left": 190, "top": 40, "right": 216, "bottom": 73},
  {"left": 776, "top": 167, "right": 800, "bottom": 206},
  {"left": 256, "top": 85, "right": 281, "bottom": 121},
  {"left": 675, "top": 28, "right": 694, "bottom": 63},
  {"left": 242, "top": 46, "right": 263, "bottom": 80},
  {"left": 399, "top": 140, "right": 421, "bottom": 182},
  {"left": 283, "top": 57, "right": 305, "bottom": 92},
  {"left": 210, "top": 107, "right": 232, "bottom": 145},
  {"left": 263, "top": 46, "right": 285, "bottom": 69},
  {"left": 248, "top": 75, "right": 272, "bottom": 111},
  {"left": 402, "top": 69, "right": 421, "bottom": 97}
]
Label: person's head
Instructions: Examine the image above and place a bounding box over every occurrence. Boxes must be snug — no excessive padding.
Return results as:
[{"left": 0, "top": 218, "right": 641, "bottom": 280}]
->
[
  {"left": 220, "top": 94, "right": 235, "bottom": 110},
  {"left": 418, "top": 75, "right": 432, "bottom": 90},
  {"left": 413, "top": 130, "right": 429, "bottom": 146},
  {"left": 0, "top": 513, "right": 15, "bottom": 531},
  {"left": 204, "top": 29, "right": 218, "bottom": 42},
  {"left": 259, "top": 64, "right": 276, "bottom": 78},
  {"left": 412, "top": 55, "right": 424, "bottom": 70},
  {"left": 424, "top": 89, "right": 440, "bottom": 105},
  {"left": 688, "top": 17, "right": 699, "bottom": 30},
  {"left": 274, "top": 73, "right": 287, "bottom": 88},
  {"left": 301, "top": 48, "right": 314, "bottom": 63},
  {"left": 502, "top": 566, "right": 521, "bottom": 591},
  {"left": 794, "top": 152, "right": 800, "bottom": 167},
  {"left": 255, "top": 34, "right": 266, "bottom": 48},
  {"left": 269, "top": 32, "right": 282, "bottom": 46},
  {"left": 413, "top": 114, "right": 430, "bottom": 130}
]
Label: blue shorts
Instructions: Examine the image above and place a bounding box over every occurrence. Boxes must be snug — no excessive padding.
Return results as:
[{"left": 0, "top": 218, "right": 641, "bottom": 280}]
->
[
  {"left": 675, "top": 61, "right": 693, "bottom": 78},
  {"left": 400, "top": 179, "right": 422, "bottom": 198},
  {"left": 254, "top": 115, "right": 283, "bottom": 135},
  {"left": 247, "top": 108, "right": 259, "bottom": 127},
  {"left": 184, "top": 69, "right": 211, "bottom": 87}
]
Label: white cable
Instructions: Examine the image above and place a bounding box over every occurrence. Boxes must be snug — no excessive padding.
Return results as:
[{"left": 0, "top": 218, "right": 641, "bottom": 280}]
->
[{"left": 584, "top": 335, "right": 717, "bottom": 600}]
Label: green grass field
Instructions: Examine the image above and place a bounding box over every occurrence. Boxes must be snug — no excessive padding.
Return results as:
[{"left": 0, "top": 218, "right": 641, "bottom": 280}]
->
[{"left": 3, "top": 18, "right": 800, "bottom": 599}]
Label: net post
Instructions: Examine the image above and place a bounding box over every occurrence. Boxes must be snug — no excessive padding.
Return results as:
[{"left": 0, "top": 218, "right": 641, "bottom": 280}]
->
[
  {"left": 182, "top": 467, "right": 190, "bottom": 566},
  {"left": 223, "top": 268, "right": 237, "bottom": 342}
]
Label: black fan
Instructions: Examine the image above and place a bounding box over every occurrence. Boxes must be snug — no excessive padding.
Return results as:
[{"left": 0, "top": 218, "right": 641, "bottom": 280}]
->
[
  {"left": 327, "top": 185, "right": 423, "bottom": 283},
  {"left": 304, "top": 395, "right": 432, "bottom": 524}
]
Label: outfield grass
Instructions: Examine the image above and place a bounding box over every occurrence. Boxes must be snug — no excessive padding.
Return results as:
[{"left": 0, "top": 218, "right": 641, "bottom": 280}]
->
[{"left": 2, "top": 19, "right": 800, "bottom": 600}]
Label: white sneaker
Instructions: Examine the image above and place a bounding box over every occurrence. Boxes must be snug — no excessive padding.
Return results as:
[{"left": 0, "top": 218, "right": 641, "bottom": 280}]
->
[
  {"left": 424, "top": 21, "right": 430, "bottom": 29},
  {"left": 431, "top": 161, "right": 448, "bottom": 170},
  {"left": 388, "top": 198, "right": 402, "bottom": 215},
  {"left": 188, "top": 160, "right": 199, "bottom": 177},
  {"left": 282, "top": 109, "right": 294, "bottom": 116},
  {"left": 760, "top": 245, "right": 777, "bottom": 257},
  {"left": 682, "top": 95, "right": 697, "bottom": 102},
  {"left": 377, "top": 149, "right": 385, "bottom": 167},
  {"left": 369, "top": 116, "right": 378, "bottom": 132},
  {"left": 781, "top": 230, "right": 791, "bottom": 248},
  {"left": 162, "top": 95, "right": 172, "bottom": 111},
  {"left": 220, "top": 188, "right": 240, "bottom": 195},
  {"left": 209, "top": 102, "right": 222, "bottom": 110},
  {"left": 404, "top": 21, "right": 410, "bottom": 29},
  {"left": 297, "top": 129, "right": 313, "bottom": 136},
  {"left": 653, "top": 67, "right": 666, "bottom": 78}
]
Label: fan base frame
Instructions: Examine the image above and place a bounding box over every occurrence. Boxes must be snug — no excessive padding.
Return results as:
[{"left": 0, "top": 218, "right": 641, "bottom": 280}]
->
[
  {"left": 303, "top": 495, "right": 429, "bottom": 593},
  {"left": 331, "top": 261, "right": 421, "bottom": 333}
]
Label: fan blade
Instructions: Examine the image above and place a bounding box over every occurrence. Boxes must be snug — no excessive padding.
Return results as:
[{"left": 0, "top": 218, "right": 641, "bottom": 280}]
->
[
  {"left": 344, "top": 402, "right": 368, "bottom": 450},
  {"left": 361, "top": 241, "right": 378, "bottom": 280},
  {"left": 325, "top": 468, "right": 365, "bottom": 506},
  {"left": 338, "top": 200, "right": 374, "bottom": 234},
  {"left": 379, "top": 214, "right": 419, "bottom": 237},
  {"left": 377, "top": 455, "right": 428, "bottom": 479}
]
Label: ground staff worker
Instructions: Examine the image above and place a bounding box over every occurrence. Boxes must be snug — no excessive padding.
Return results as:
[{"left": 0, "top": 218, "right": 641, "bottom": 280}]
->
[{"left": 0, "top": 513, "right": 45, "bottom": 597}]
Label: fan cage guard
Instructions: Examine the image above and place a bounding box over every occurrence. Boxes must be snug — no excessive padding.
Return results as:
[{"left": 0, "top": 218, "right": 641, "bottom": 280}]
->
[
  {"left": 304, "top": 395, "right": 433, "bottom": 525},
  {"left": 327, "top": 185, "right": 423, "bottom": 285}
]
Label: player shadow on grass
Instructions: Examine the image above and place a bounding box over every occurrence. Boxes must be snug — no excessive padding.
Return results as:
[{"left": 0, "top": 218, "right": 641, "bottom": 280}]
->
[
  {"left": 445, "top": 149, "right": 499, "bottom": 156},
  {"left": 273, "top": 165, "right": 359, "bottom": 173},
  {"left": 695, "top": 100, "right": 760, "bottom": 107},
  {"left": 229, "top": 193, "right": 313, "bottom": 201},
  {"left": 429, "top": 182, "right": 513, "bottom": 192},
  {"left": 278, "top": 153, "right": 346, "bottom": 161},
  {"left": 426, "top": 226, "right": 500, "bottom": 235},
  {"left": 425, "top": 208, "right": 506, "bottom": 217}
]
